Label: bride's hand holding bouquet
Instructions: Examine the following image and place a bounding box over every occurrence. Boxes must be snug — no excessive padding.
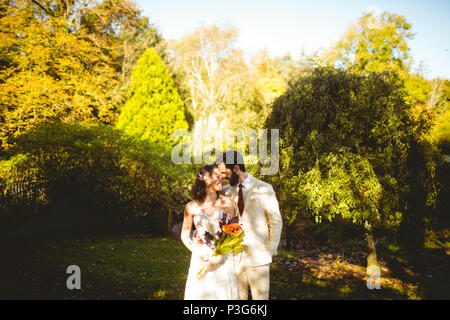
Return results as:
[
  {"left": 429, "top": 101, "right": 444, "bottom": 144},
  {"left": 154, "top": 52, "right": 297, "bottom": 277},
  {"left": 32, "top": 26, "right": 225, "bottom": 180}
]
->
[{"left": 197, "top": 214, "right": 246, "bottom": 279}]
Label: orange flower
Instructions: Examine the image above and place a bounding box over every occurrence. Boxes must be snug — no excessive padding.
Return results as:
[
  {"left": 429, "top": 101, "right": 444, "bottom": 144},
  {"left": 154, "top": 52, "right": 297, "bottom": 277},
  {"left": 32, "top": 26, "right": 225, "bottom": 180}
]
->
[{"left": 222, "top": 223, "right": 243, "bottom": 236}]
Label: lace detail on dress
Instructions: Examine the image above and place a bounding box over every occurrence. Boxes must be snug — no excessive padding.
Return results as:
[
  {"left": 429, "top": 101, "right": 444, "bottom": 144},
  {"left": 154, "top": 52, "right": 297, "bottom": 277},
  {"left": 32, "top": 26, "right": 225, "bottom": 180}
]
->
[{"left": 193, "top": 209, "right": 225, "bottom": 240}]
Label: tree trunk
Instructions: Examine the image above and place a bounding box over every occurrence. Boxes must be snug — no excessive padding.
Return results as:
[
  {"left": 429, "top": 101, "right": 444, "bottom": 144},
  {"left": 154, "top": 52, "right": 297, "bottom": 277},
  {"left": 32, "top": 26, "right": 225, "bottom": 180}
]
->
[
  {"left": 364, "top": 221, "right": 381, "bottom": 289},
  {"left": 167, "top": 207, "right": 172, "bottom": 238},
  {"left": 364, "top": 221, "right": 378, "bottom": 267}
]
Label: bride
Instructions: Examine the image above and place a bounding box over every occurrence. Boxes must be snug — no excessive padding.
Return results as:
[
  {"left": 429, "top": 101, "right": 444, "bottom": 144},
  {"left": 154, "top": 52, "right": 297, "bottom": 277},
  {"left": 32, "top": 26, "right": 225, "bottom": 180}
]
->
[{"left": 181, "top": 164, "right": 239, "bottom": 300}]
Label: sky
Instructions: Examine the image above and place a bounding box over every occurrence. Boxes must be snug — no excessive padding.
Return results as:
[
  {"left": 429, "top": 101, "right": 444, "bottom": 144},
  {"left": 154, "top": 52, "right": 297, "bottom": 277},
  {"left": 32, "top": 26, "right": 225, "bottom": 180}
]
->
[{"left": 135, "top": 0, "right": 450, "bottom": 79}]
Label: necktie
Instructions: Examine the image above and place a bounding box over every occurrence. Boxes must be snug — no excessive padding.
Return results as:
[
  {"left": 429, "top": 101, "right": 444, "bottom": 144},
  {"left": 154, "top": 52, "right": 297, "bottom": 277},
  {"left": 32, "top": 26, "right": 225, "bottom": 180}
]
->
[{"left": 238, "top": 184, "right": 245, "bottom": 217}]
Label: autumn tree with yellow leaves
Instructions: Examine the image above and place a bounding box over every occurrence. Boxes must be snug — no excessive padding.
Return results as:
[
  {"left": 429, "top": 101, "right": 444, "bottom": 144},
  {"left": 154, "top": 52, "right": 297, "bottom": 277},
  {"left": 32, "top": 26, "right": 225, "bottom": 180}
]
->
[{"left": 0, "top": 0, "right": 162, "bottom": 153}]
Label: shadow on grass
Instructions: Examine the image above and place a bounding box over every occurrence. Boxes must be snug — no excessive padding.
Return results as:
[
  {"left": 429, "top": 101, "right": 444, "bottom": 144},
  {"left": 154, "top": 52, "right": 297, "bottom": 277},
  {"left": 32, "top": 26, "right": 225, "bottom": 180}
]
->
[{"left": 379, "top": 246, "right": 450, "bottom": 300}]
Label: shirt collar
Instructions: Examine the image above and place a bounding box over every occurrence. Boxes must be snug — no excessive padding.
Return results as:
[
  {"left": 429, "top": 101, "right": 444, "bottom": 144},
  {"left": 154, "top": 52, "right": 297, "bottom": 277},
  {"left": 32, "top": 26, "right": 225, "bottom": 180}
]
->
[{"left": 236, "top": 173, "right": 252, "bottom": 189}]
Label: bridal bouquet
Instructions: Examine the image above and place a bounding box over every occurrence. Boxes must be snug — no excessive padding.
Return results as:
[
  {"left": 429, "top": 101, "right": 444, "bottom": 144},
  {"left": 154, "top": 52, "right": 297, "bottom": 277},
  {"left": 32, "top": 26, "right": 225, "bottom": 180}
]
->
[{"left": 197, "top": 213, "right": 246, "bottom": 279}]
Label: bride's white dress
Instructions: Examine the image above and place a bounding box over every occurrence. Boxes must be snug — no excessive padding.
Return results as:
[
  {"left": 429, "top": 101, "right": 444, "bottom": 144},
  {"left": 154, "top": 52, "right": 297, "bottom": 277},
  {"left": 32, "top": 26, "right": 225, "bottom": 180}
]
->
[{"left": 184, "top": 209, "right": 239, "bottom": 300}]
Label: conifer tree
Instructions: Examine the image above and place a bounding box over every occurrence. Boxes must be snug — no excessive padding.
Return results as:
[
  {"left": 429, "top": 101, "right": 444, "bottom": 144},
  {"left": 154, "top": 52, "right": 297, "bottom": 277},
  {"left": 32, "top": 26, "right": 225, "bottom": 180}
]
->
[{"left": 116, "top": 48, "right": 188, "bottom": 146}]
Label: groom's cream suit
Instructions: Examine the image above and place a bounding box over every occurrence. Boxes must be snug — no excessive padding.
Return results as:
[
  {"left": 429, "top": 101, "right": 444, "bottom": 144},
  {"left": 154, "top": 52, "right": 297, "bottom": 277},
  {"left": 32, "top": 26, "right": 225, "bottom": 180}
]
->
[{"left": 223, "top": 174, "right": 282, "bottom": 300}]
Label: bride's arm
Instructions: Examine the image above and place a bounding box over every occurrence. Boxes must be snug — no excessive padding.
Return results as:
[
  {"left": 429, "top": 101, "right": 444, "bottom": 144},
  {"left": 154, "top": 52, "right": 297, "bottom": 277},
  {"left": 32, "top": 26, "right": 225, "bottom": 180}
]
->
[
  {"left": 180, "top": 202, "right": 197, "bottom": 253},
  {"left": 181, "top": 202, "right": 210, "bottom": 263}
]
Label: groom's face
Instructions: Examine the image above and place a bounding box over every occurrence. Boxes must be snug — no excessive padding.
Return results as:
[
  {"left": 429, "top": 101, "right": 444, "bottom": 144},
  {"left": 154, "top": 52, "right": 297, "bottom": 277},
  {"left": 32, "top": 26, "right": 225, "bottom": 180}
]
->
[{"left": 217, "top": 162, "right": 239, "bottom": 187}]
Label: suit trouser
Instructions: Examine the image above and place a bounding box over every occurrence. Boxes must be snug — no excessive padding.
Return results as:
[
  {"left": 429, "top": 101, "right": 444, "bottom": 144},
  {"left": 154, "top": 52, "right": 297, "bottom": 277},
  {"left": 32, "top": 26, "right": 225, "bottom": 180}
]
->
[{"left": 236, "top": 263, "right": 270, "bottom": 300}]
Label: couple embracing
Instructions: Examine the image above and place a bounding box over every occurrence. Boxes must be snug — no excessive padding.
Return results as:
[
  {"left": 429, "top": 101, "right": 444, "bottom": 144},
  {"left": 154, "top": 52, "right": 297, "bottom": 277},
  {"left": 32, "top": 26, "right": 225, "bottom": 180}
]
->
[{"left": 181, "top": 151, "right": 283, "bottom": 300}]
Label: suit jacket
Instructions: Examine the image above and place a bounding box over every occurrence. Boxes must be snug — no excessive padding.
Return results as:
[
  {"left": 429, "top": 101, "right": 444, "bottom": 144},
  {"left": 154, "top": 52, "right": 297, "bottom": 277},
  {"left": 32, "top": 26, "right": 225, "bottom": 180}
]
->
[{"left": 223, "top": 175, "right": 283, "bottom": 267}]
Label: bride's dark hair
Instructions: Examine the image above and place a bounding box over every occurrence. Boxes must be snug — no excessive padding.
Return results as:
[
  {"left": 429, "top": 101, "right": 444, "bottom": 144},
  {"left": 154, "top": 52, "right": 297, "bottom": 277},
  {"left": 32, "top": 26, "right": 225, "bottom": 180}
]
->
[{"left": 193, "top": 164, "right": 219, "bottom": 202}]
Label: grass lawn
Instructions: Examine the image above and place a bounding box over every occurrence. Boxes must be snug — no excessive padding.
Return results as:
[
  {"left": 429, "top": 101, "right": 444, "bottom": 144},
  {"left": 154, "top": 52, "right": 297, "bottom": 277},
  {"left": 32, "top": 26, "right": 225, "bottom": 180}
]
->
[{"left": 0, "top": 235, "right": 448, "bottom": 299}]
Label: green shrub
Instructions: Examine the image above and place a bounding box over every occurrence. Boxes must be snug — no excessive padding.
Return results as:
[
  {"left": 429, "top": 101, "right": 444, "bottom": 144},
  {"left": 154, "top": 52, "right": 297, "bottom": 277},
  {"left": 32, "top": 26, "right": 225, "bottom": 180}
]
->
[{"left": 2, "top": 119, "right": 193, "bottom": 237}]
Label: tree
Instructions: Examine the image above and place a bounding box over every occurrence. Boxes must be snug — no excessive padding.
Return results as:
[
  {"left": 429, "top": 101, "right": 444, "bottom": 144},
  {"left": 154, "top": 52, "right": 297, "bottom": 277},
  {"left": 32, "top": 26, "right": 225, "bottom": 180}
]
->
[
  {"left": 265, "top": 67, "right": 436, "bottom": 270},
  {"left": 115, "top": 48, "right": 188, "bottom": 146},
  {"left": 116, "top": 9, "right": 164, "bottom": 85},
  {"left": 0, "top": 0, "right": 162, "bottom": 154},
  {"left": 249, "top": 50, "right": 287, "bottom": 126},
  {"left": 431, "top": 109, "right": 450, "bottom": 153},
  {"left": 166, "top": 24, "right": 262, "bottom": 129},
  {"left": 318, "top": 11, "right": 440, "bottom": 112},
  {"left": 404, "top": 73, "right": 431, "bottom": 107},
  {"left": 320, "top": 12, "right": 414, "bottom": 75},
  {"left": 426, "top": 79, "right": 450, "bottom": 229},
  {"left": 427, "top": 79, "right": 449, "bottom": 115}
]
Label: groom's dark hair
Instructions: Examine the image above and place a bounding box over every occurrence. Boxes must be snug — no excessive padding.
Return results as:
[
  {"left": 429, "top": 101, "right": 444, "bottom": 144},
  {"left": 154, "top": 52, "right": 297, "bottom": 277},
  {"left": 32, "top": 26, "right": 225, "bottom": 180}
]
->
[{"left": 215, "top": 151, "right": 246, "bottom": 172}]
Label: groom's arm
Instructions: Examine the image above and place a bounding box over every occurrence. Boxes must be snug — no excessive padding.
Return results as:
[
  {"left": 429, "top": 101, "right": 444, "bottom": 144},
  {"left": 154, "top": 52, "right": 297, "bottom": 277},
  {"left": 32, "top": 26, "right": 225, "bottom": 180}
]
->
[{"left": 261, "top": 185, "right": 283, "bottom": 256}]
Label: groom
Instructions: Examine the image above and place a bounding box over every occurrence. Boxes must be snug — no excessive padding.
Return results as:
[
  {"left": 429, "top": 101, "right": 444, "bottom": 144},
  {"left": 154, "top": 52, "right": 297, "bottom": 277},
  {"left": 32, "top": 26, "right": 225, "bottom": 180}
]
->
[{"left": 215, "top": 151, "right": 283, "bottom": 300}]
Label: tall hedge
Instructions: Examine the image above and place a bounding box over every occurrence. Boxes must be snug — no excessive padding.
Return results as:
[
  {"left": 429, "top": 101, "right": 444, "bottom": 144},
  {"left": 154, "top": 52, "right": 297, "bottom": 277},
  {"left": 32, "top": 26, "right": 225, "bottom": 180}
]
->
[{"left": 116, "top": 48, "right": 188, "bottom": 146}]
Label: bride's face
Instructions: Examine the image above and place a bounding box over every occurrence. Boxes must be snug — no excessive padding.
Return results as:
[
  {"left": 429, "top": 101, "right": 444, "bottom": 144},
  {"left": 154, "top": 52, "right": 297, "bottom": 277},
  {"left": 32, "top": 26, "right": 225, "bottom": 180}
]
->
[{"left": 204, "top": 167, "right": 223, "bottom": 192}]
